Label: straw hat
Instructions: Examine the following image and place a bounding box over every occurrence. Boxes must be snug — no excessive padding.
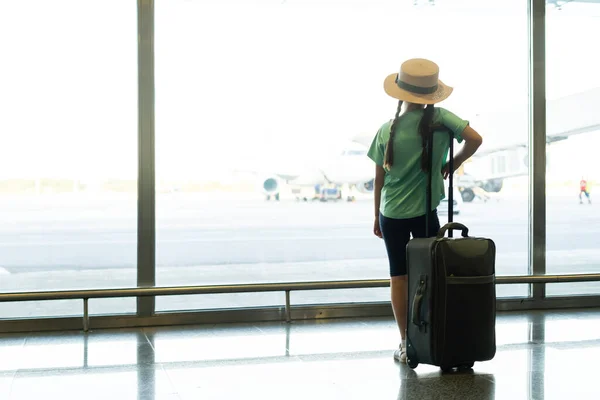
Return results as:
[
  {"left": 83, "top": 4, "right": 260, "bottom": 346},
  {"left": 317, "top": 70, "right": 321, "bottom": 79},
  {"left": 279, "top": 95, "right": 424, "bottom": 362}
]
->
[{"left": 383, "top": 58, "right": 453, "bottom": 104}]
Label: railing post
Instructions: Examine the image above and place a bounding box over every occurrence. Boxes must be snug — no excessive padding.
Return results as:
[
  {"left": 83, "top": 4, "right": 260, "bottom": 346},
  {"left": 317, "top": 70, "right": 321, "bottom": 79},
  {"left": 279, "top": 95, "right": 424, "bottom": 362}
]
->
[
  {"left": 83, "top": 298, "right": 89, "bottom": 332},
  {"left": 285, "top": 290, "right": 291, "bottom": 323}
]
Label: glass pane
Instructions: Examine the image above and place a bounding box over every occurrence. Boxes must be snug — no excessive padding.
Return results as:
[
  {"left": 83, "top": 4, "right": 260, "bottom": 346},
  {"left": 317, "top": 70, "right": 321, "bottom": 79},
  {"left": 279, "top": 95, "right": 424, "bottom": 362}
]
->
[
  {"left": 545, "top": 2, "right": 600, "bottom": 296},
  {"left": 292, "top": 284, "right": 527, "bottom": 305},
  {"left": 0, "top": 300, "right": 81, "bottom": 319},
  {"left": 0, "top": 1, "right": 137, "bottom": 317},
  {"left": 158, "top": 292, "right": 283, "bottom": 311},
  {"left": 154, "top": 0, "right": 530, "bottom": 312}
]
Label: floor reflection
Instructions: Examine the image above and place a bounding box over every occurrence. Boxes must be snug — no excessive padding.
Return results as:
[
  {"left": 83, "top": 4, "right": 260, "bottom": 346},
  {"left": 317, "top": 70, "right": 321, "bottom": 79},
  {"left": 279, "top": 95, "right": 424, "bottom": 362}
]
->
[{"left": 0, "top": 309, "right": 598, "bottom": 399}]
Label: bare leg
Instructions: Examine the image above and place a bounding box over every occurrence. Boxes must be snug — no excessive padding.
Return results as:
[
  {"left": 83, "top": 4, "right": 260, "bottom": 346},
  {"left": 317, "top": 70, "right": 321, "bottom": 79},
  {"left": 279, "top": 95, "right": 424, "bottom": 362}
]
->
[
  {"left": 391, "top": 275, "right": 408, "bottom": 362},
  {"left": 391, "top": 276, "right": 408, "bottom": 339}
]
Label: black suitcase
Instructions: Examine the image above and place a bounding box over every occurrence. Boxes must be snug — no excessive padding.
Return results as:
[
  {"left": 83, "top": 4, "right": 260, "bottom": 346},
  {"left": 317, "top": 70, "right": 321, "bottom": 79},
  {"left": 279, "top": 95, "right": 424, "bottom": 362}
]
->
[{"left": 405, "top": 128, "right": 496, "bottom": 371}]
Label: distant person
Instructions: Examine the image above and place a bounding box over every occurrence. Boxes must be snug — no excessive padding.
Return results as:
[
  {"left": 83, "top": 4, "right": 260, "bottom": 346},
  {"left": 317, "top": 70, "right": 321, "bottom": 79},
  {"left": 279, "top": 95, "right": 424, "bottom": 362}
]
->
[
  {"left": 368, "top": 58, "right": 483, "bottom": 363},
  {"left": 580, "top": 178, "right": 591, "bottom": 204}
]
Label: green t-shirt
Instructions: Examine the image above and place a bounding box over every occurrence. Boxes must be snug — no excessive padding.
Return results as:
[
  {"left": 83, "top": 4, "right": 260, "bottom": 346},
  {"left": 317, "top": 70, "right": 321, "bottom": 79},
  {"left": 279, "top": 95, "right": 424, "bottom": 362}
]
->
[{"left": 367, "top": 107, "right": 468, "bottom": 219}]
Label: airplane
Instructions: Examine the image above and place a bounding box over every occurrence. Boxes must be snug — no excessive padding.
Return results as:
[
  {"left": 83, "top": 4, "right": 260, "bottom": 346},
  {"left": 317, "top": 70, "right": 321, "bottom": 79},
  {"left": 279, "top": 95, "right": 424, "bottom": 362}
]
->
[
  {"left": 248, "top": 140, "right": 375, "bottom": 202},
  {"left": 256, "top": 85, "right": 600, "bottom": 204}
]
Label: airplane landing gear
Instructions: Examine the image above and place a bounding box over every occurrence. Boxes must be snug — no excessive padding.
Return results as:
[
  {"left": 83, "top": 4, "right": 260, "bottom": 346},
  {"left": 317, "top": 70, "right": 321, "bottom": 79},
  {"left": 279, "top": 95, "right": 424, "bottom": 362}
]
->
[
  {"left": 266, "top": 193, "right": 280, "bottom": 201},
  {"left": 461, "top": 189, "right": 475, "bottom": 203}
]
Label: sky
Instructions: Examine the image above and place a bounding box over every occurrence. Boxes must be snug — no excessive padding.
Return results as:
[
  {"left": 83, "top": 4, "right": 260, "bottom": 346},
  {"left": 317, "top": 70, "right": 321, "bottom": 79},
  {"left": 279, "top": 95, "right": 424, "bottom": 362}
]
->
[{"left": 0, "top": 0, "right": 599, "bottom": 181}]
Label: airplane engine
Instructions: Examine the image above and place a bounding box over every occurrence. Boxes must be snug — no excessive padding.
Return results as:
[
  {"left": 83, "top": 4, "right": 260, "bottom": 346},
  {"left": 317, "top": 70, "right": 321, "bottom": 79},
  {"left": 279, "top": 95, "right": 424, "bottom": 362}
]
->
[
  {"left": 260, "top": 176, "right": 281, "bottom": 199},
  {"left": 356, "top": 178, "right": 375, "bottom": 194}
]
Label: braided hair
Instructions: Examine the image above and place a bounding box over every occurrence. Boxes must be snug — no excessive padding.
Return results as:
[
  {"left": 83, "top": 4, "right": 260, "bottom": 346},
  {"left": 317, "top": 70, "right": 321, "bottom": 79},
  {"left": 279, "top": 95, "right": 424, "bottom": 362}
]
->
[
  {"left": 383, "top": 100, "right": 403, "bottom": 170},
  {"left": 418, "top": 104, "right": 436, "bottom": 172},
  {"left": 383, "top": 101, "right": 436, "bottom": 172}
]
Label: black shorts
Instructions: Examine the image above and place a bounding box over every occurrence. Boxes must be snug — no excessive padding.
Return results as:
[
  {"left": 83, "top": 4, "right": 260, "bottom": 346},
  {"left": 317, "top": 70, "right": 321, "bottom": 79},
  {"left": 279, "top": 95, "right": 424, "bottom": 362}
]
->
[{"left": 379, "top": 210, "right": 441, "bottom": 277}]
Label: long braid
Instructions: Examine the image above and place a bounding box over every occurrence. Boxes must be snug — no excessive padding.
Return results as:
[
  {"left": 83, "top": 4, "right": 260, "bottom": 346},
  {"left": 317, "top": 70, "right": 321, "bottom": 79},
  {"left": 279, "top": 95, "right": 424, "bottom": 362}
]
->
[
  {"left": 383, "top": 100, "right": 403, "bottom": 170},
  {"left": 418, "top": 104, "right": 435, "bottom": 172}
]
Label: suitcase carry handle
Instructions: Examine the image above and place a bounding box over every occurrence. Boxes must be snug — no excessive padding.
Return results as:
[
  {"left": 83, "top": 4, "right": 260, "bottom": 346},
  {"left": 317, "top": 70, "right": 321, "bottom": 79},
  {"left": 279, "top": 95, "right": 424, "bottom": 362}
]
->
[
  {"left": 437, "top": 222, "right": 469, "bottom": 238},
  {"left": 411, "top": 275, "right": 427, "bottom": 331}
]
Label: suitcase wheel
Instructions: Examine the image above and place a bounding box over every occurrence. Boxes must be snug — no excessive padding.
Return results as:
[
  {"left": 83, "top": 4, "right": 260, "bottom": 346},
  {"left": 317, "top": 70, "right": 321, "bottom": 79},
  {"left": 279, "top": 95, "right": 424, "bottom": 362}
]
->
[
  {"left": 440, "top": 362, "right": 474, "bottom": 373},
  {"left": 407, "top": 358, "right": 418, "bottom": 369}
]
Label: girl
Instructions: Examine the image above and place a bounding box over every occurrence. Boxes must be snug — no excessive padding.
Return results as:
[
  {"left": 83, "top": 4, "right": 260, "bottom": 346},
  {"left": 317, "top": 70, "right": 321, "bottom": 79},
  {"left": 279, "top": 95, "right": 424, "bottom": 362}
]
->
[{"left": 368, "top": 58, "right": 483, "bottom": 363}]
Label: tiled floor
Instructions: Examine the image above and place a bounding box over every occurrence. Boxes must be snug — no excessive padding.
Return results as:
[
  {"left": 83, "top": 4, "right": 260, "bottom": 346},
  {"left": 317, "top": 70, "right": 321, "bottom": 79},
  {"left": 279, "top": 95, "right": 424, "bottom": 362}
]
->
[{"left": 0, "top": 309, "right": 599, "bottom": 399}]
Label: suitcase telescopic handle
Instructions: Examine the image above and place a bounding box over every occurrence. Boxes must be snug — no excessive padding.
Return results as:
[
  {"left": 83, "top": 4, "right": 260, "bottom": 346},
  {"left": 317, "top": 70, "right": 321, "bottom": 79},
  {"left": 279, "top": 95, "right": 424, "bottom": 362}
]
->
[{"left": 437, "top": 222, "right": 469, "bottom": 238}]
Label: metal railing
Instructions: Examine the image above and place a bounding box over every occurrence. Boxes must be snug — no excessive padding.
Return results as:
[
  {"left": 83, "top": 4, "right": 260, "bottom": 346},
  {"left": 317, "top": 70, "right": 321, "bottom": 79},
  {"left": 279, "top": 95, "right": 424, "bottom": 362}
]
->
[{"left": 1, "top": 273, "right": 600, "bottom": 331}]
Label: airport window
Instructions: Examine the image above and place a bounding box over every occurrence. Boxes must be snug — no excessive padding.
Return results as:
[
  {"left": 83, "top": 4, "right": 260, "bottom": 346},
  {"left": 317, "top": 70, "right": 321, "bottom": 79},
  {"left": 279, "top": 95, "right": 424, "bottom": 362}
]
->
[
  {"left": 0, "top": 0, "right": 138, "bottom": 317},
  {"left": 3, "top": 0, "right": 599, "bottom": 323},
  {"left": 545, "top": 2, "right": 600, "bottom": 296},
  {"left": 153, "top": 0, "right": 529, "bottom": 312}
]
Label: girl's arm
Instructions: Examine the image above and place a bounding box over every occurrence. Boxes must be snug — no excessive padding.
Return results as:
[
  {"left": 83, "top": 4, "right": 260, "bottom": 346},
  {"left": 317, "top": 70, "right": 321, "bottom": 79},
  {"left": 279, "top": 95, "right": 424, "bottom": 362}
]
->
[{"left": 373, "top": 164, "right": 386, "bottom": 238}]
